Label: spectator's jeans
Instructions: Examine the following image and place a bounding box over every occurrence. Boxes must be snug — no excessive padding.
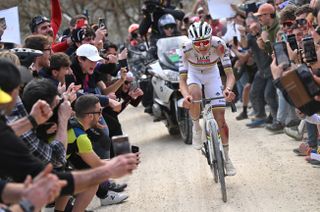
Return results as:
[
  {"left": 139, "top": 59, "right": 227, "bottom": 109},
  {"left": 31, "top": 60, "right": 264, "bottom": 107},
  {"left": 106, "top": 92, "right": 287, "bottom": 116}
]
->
[
  {"left": 250, "top": 74, "right": 278, "bottom": 119},
  {"left": 306, "top": 122, "right": 318, "bottom": 148},
  {"left": 276, "top": 89, "right": 297, "bottom": 125},
  {"left": 236, "top": 71, "right": 249, "bottom": 102}
]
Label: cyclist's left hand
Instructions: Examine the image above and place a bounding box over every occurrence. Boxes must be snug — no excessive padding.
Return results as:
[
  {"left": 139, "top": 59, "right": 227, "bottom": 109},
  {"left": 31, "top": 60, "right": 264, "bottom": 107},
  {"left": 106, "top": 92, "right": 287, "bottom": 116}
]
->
[{"left": 223, "top": 89, "right": 235, "bottom": 102}]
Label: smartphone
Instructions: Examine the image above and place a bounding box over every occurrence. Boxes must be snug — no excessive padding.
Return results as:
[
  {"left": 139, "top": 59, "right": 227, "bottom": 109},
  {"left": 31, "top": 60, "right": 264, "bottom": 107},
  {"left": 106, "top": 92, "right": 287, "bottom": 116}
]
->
[
  {"left": 287, "top": 34, "right": 298, "bottom": 51},
  {"left": 76, "top": 19, "right": 85, "bottom": 29},
  {"left": 112, "top": 135, "right": 131, "bottom": 155},
  {"left": 131, "top": 145, "right": 139, "bottom": 153},
  {"left": 233, "top": 36, "right": 238, "bottom": 46},
  {"left": 265, "top": 40, "right": 273, "bottom": 56},
  {"left": 302, "top": 36, "right": 317, "bottom": 63},
  {"left": 98, "top": 18, "right": 106, "bottom": 29},
  {"left": 273, "top": 41, "right": 291, "bottom": 69}
]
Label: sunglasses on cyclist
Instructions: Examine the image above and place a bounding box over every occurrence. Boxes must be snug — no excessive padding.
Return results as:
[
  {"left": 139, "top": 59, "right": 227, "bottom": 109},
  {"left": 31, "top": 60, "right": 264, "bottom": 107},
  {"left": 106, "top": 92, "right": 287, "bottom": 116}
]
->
[
  {"left": 193, "top": 40, "right": 210, "bottom": 47},
  {"left": 124, "top": 80, "right": 132, "bottom": 85}
]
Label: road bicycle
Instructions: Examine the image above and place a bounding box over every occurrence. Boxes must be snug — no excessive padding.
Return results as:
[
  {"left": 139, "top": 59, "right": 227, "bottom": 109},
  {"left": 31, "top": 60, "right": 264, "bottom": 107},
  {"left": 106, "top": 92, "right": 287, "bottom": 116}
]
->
[{"left": 193, "top": 96, "right": 236, "bottom": 202}]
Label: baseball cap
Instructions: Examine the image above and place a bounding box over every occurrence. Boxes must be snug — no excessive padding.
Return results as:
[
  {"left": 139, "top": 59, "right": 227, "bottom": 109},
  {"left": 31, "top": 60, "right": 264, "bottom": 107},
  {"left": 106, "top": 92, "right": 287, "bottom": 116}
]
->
[
  {"left": 30, "top": 16, "right": 50, "bottom": 33},
  {"left": 76, "top": 44, "right": 103, "bottom": 62},
  {"left": 254, "top": 3, "right": 275, "bottom": 16},
  {"left": 0, "top": 88, "right": 12, "bottom": 104}
]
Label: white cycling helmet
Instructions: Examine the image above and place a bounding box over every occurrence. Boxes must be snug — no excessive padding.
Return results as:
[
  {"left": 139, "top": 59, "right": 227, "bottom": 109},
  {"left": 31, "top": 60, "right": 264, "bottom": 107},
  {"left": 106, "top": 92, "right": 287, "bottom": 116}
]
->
[{"left": 188, "top": 21, "right": 212, "bottom": 41}]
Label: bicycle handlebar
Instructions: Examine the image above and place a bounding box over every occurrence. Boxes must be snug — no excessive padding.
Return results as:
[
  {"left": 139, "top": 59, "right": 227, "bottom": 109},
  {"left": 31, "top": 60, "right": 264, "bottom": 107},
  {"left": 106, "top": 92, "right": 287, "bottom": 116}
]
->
[{"left": 191, "top": 97, "right": 237, "bottom": 113}]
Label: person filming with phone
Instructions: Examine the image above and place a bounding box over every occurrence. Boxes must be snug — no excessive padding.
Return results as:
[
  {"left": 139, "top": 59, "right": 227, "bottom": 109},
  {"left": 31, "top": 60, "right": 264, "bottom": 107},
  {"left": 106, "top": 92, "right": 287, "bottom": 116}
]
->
[{"left": 104, "top": 71, "right": 144, "bottom": 138}]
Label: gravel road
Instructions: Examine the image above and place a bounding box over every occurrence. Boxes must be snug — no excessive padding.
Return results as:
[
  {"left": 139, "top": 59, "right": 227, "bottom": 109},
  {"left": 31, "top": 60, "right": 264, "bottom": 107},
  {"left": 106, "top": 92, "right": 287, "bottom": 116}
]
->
[{"left": 83, "top": 105, "right": 320, "bottom": 212}]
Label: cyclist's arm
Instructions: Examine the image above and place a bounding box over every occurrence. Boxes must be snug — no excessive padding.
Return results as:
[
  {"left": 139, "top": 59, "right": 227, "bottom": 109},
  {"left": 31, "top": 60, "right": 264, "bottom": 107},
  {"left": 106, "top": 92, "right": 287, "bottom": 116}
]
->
[{"left": 220, "top": 43, "right": 235, "bottom": 90}]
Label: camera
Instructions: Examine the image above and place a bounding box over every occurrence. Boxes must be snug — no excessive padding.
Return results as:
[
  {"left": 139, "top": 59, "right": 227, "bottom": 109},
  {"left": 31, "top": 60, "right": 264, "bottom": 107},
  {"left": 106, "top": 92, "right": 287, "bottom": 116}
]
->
[
  {"left": 143, "top": 0, "right": 162, "bottom": 14},
  {"left": 112, "top": 135, "right": 139, "bottom": 156},
  {"left": 279, "top": 64, "right": 320, "bottom": 116}
]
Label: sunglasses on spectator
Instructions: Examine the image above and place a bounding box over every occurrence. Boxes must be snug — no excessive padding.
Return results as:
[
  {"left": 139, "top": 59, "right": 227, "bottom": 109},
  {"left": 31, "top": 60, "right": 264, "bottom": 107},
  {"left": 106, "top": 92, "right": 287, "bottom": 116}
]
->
[
  {"left": 282, "top": 21, "right": 295, "bottom": 29},
  {"left": 296, "top": 18, "right": 307, "bottom": 26},
  {"left": 193, "top": 40, "right": 210, "bottom": 47},
  {"left": 33, "top": 16, "right": 49, "bottom": 26},
  {"left": 163, "top": 24, "right": 175, "bottom": 30},
  {"left": 83, "top": 108, "right": 102, "bottom": 116}
]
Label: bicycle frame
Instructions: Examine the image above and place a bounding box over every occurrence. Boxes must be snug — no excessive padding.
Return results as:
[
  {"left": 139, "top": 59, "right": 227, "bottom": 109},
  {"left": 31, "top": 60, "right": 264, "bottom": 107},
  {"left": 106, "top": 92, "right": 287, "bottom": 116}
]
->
[
  {"left": 193, "top": 97, "right": 228, "bottom": 202},
  {"left": 193, "top": 97, "right": 226, "bottom": 163}
]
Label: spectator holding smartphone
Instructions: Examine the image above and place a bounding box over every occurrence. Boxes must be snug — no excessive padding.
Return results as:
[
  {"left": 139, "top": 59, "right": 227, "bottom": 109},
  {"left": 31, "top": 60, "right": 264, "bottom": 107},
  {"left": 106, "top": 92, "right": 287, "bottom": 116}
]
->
[{"left": 104, "top": 71, "right": 144, "bottom": 138}]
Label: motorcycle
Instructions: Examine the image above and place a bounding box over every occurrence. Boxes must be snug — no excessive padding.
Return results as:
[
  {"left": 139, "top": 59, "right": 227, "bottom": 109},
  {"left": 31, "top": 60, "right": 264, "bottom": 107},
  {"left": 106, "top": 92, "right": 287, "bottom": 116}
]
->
[{"left": 147, "top": 36, "right": 192, "bottom": 144}]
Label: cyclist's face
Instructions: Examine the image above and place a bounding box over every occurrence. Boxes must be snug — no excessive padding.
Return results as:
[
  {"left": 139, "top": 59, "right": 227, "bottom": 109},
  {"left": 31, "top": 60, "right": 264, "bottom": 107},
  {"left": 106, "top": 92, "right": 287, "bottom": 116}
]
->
[{"left": 193, "top": 39, "right": 211, "bottom": 53}]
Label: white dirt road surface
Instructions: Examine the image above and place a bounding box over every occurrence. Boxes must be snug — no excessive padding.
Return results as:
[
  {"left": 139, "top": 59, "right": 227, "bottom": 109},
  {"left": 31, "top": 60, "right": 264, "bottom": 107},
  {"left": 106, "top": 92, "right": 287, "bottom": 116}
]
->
[{"left": 85, "top": 105, "right": 320, "bottom": 212}]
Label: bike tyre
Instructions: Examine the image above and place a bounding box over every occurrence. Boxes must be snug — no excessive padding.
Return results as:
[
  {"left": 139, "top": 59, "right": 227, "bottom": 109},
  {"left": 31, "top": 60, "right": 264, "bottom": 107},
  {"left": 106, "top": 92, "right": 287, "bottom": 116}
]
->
[{"left": 209, "top": 121, "right": 227, "bottom": 202}]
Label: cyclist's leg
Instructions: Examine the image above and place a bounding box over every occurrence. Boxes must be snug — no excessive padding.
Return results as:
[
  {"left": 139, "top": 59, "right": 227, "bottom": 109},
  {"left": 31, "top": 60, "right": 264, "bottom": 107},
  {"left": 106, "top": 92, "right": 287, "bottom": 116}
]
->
[
  {"left": 188, "top": 83, "right": 202, "bottom": 123},
  {"left": 187, "top": 71, "right": 203, "bottom": 149},
  {"left": 204, "top": 70, "right": 236, "bottom": 175}
]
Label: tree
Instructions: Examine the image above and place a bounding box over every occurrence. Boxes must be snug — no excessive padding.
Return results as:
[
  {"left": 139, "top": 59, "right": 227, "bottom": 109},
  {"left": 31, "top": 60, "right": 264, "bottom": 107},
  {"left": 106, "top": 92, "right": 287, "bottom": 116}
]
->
[{"left": 0, "top": 0, "right": 191, "bottom": 44}]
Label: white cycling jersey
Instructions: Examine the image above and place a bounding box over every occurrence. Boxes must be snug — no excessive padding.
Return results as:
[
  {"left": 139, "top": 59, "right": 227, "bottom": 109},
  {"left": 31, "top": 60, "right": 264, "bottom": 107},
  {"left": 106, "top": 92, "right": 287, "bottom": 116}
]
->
[{"left": 179, "top": 36, "right": 232, "bottom": 108}]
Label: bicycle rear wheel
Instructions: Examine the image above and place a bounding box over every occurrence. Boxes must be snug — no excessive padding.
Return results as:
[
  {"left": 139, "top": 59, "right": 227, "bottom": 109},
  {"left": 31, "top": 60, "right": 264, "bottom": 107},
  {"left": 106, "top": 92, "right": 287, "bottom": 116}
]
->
[{"left": 209, "top": 121, "right": 227, "bottom": 202}]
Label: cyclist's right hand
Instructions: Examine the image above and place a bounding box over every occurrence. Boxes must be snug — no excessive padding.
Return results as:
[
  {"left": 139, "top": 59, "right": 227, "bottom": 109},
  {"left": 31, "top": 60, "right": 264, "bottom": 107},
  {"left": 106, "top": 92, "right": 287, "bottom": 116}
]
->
[{"left": 183, "top": 95, "right": 192, "bottom": 109}]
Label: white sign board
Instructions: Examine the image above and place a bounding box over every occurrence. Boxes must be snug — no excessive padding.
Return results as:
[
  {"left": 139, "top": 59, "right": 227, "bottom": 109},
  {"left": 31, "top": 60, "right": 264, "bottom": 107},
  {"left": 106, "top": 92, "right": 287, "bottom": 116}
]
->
[
  {"left": 208, "top": 0, "right": 242, "bottom": 19},
  {"left": 0, "top": 6, "right": 21, "bottom": 44}
]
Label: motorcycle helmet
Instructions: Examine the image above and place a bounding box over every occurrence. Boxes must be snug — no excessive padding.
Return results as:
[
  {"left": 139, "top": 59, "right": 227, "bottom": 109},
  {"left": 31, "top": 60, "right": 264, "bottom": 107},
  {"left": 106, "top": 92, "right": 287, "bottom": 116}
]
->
[
  {"left": 158, "top": 14, "right": 177, "bottom": 36},
  {"left": 188, "top": 21, "right": 212, "bottom": 41}
]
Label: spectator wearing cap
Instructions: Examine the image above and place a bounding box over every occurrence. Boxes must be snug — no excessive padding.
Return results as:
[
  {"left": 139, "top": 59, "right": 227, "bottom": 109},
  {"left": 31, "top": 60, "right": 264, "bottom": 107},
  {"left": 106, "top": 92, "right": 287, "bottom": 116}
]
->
[
  {"left": 70, "top": 43, "right": 121, "bottom": 156},
  {"left": 0, "top": 88, "right": 12, "bottom": 105},
  {"left": 192, "top": 0, "right": 208, "bottom": 18},
  {"left": 65, "top": 27, "right": 96, "bottom": 56},
  {"left": 24, "top": 35, "right": 52, "bottom": 76},
  {"left": 29, "top": 0, "right": 71, "bottom": 53},
  {"left": 254, "top": 3, "right": 280, "bottom": 50},
  {"left": 61, "top": 14, "right": 88, "bottom": 38},
  {"left": 70, "top": 44, "right": 131, "bottom": 206}
]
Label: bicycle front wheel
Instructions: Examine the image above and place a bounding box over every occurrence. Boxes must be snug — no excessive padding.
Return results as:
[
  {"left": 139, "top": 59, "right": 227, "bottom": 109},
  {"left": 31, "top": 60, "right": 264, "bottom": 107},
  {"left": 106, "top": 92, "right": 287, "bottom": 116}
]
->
[
  {"left": 209, "top": 121, "right": 227, "bottom": 202},
  {"left": 205, "top": 140, "right": 218, "bottom": 183}
]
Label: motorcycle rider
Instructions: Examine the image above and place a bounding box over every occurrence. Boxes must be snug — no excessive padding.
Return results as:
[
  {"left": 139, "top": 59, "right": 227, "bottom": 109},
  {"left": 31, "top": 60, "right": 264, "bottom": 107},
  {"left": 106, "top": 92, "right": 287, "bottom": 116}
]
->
[
  {"left": 158, "top": 14, "right": 180, "bottom": 38},
  {"left": 179, "top": 21, "right": 237, "bottom": 176}
]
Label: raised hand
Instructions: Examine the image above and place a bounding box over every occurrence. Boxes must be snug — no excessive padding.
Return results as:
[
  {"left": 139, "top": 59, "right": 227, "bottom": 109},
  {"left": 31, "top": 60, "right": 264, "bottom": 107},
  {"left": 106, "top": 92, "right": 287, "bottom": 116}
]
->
[{"left": 30, "top": 100, "right": 53, "bottom": 125}]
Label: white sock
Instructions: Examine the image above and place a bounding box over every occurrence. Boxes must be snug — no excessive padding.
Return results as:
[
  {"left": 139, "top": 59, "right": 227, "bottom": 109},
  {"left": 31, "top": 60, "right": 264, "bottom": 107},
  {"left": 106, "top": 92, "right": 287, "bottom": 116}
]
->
[
  {"left": 192, "top": 119, "right": 201, "bottom": 131},
  {"left": 223, "top": 145, "right": 230, "bottom": 161}
]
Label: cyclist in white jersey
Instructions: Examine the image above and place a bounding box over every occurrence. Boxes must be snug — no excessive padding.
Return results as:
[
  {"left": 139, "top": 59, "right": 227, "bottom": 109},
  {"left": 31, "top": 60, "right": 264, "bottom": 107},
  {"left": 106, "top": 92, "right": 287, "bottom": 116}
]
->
[{"left": 179, "top": 21, "right": 236, "bottom": 176}]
